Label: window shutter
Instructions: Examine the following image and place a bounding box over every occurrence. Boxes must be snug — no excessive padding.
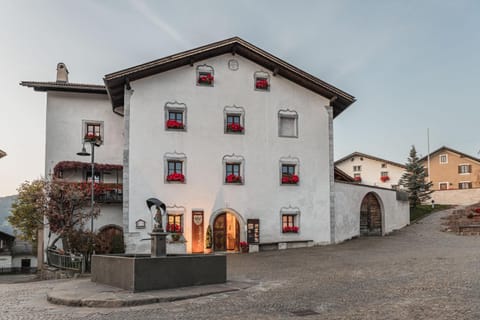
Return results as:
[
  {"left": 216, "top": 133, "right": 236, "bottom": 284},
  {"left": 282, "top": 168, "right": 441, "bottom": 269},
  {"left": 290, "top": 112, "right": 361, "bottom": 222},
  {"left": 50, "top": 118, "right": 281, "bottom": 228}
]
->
[
  {"left": 469, "top": 165, "right": 472, "bottom": 173},
  {"left": 458, "top": 183, "right": 462, "bottom": 189},
  {"left": 469, "top": 182, "right": 473, "bottom": 189},
  {"left": 458, "top": 166, "right": 461, "bottom": 174}
]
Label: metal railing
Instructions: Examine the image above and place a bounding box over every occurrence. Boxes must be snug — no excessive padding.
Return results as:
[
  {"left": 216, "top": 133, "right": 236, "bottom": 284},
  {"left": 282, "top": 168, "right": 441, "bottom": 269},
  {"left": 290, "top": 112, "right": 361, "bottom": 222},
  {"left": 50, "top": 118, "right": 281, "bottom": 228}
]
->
[{"left": 46, "top": 249, "right": 85, "bottom": 273}]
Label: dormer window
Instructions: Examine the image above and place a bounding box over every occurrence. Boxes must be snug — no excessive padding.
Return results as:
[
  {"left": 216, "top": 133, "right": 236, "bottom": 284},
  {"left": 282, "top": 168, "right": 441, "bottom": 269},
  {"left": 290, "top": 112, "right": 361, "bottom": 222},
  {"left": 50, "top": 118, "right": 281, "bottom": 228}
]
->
[{"left": 196, "top": 64, "right": 214, "bottom": 86}]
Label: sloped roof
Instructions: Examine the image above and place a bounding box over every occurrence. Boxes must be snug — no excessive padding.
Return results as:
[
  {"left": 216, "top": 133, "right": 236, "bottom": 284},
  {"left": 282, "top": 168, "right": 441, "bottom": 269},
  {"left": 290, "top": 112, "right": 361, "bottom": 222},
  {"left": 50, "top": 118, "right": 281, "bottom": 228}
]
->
[
  {"left": 335, "top": 151, "right": 406, "bottom": 169},
  {"left": 0, "top": 230, "right": 15, "bottom": 240},
  {"left": 104, "top": 37, "right": 356, "bottom": 117},
  {"left": 20, "top": 81, "right": 107, "bottom": 95},
  {"left": 0, "top": 149, "right": 6, "bottom": 159},
  {"left": 334, "top": 167, "right": 355, "bottom": 182},
  {"left": 419, "top": 146, "right": 480, "bottom": 163}
]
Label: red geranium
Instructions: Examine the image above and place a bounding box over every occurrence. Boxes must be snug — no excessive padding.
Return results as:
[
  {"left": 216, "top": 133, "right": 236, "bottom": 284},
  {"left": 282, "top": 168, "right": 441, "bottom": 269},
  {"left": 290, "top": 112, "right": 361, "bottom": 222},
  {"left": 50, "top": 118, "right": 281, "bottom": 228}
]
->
[
  {"left": 166, "top": 223, "right": 182, "bottom": 233},
  {"left": 282, "top": 175, "right": 299, "bottom": 184},
  {"left": 475, "top": 208, "right": 480, "bottom": 214},
  {"left": 255, "top": 79, "right": 269, "bottom": 89},
  {"left": 167, "top": 173, "right": 185, "bottom": 182},
  {"left": 198, "top": 73, "right": 214, "bottom": 84},
  {"left": 354, "top": 176, "right": 362, "bottom": 182},
  {"left": 166, "top": 120, "right": 184, "bottom": 129},
  {"left": 227, "top": 123, "right": 244, "bottom": 132},
  {"left": 380, "top": 176, "right": 390, "bottom": 183},
  {"left": 283, "top": 226, "right": 299, "bottom": 233},
  {"left": 84, "top": 132, "right": 101, "bottom": 142},
  {"left": 226, "top": 174, "right": 242, "bottom": 183}
]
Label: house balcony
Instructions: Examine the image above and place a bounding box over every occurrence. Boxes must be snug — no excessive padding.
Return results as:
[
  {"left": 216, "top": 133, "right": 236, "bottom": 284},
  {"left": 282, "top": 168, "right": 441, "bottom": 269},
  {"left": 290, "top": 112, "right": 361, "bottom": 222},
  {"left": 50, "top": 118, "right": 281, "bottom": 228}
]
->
[{"left": 70, "top": 182, "right": 123, "bottom": 204}]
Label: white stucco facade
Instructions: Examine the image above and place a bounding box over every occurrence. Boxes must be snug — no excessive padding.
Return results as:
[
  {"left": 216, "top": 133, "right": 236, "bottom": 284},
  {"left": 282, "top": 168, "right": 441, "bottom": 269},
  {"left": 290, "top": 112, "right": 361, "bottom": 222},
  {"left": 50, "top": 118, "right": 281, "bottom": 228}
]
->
[
  {"left": 334, "top": 182, "right": 410, "bottom": 243},
  {"left": 125, "top": 54, "right": 332, "bottom": 253},
  {"left": 336, "top": 153, "right": 406, "bottom": 189}
]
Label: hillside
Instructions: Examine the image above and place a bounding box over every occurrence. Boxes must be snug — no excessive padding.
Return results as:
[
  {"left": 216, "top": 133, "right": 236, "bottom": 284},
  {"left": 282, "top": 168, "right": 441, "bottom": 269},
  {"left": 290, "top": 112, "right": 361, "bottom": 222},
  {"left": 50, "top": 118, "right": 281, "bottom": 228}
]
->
[{"left": 0, "top": 195, "right": 17, "bottom": 234}]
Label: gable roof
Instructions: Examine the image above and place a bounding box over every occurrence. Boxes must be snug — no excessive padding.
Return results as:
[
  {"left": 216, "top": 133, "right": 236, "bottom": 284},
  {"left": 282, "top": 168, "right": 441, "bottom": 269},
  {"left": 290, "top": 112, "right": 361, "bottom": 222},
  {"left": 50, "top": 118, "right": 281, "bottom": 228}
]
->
[
  {"left": 104, "top": 37, "right": 356, "bottom": 117},
  {"left": 20, "top": 81, "right": 107, "bottom": 95},
  {"left": 419, "top": 146, "right": 480, "bottom": 163},
  {"left": 0, "top": 230, "right": 15, "bottom": 240},
  {"left": 334, "top": 167, "right": 355, "bottom": 182},
  {"left": 335, "top": 151, "right": 406, "bottom": 169}
]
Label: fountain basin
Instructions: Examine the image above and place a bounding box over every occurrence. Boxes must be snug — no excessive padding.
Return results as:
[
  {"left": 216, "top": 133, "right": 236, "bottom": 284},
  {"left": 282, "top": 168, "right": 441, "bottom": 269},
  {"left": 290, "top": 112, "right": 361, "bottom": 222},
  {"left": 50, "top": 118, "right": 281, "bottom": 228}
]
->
[{"left": 91, "top": 254, "right": 226, "bottom": 292}]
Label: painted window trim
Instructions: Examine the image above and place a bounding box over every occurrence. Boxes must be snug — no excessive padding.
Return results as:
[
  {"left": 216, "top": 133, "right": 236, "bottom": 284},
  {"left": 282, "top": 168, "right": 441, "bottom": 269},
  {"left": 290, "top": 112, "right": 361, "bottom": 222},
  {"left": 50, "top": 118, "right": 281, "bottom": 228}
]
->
[
  {"left": 164, "top": 101, "right": 187, "bottom": 132},
  {"left": 253, "top": 71, "right": 270, "bottom": 92},
  {"left": 82, "top": 119, "right": 104, "bottom": 145},
  {"left": 222, "top": 154, "right": 245, "bottom": 185},
  {"left": 279, "top": 156, "right": 300, "bottom": 186},
  {"left": 280, "top": 205, "right": 300, "bottom": 234},
  {"left": 458, "top": 181, "right": 472, "bottom": 189},
  {"left": 438, "top": 182, "right": 449, "bottom": 190},
  {"left": 278, "top": 109, "right": 298, "bottom": 138},
  {"left": 439, "top": 154, "right": 448, "bottom": 164},
  {"left": 353, "top": 165, "right": 362, "bottom": 172},
  {"left": 224, "top": 105, "right": 245, "bottom": 135},
  {"left": 458, "top": 163, "right": 471, "bottom": 175},
  {"left": 166, "top": 205, "right": 185, "bottom": 233},
  {"left": 164, "top": 152, "right": 187, "bottom": 184},
  {"left": 196, "top": 64, "right": 214, "bottom": 87}
]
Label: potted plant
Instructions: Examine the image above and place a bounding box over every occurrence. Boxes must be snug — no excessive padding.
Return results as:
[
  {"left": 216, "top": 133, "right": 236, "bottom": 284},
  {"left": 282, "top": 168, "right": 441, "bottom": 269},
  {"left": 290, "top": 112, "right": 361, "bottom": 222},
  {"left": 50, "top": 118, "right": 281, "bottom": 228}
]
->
[
  {"left": 255, "top": 78, "right": 269, "bottom": 90},
  {"left": 282, "top": 226, "right": 299, "bottom": 233},
  {"left": 240, "top": 241, "right": 249, "bottom": 253},
  {"left": 84, "top": 132, "right": 102, "bottom": 144},
  {"left": 166, "top": 223, "right": 183, "bottom": 241},
  {"left": 226, "top": 174, "right": 242, "bottom": 183},
  {"left": 198, "top": 73, "right": 214, "bottom": 85},
  {"left": 166, "top": 119, "right": 184, "bottom": 129},
  {"left": 227, "top": 123, "right": 244, "bottom": 133},
  {"left": 354, "top": 176, "right": 362, "bottom": 182},
  {"left": 167, "top": 173, "right": 185, "bottom": 182},
  {"left": 380, "top": 176, "right": 390, "bottom": 183},
  {"left": 282, "top": 174, "right": 299, "bottom": 184}
]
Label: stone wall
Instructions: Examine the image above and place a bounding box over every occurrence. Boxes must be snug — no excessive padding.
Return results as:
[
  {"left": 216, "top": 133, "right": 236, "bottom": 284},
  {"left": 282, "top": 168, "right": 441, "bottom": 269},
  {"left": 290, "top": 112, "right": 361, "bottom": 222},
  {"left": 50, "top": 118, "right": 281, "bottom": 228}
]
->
[{"left": 430, "top": 188, "right": 480, "bottom": 205}]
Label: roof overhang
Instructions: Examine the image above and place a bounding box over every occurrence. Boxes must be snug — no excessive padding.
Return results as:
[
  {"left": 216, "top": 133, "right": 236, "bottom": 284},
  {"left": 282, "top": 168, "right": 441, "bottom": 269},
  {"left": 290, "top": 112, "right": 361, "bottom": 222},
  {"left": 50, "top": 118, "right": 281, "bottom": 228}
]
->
[
  {"left": 419, "top": 146, "right": 480, "bottom": 163},
  {"left": 104, "top": 37, "right": 356, "bottom": 118},
  {"left": 20, "top": 81, "right": 107, "bottom": 95},
  {"left": 0, "top": 149, "right": 6, "bottom": 159},
  {"left": 335, "top": 151, "right": 406, "bottom": 169}
]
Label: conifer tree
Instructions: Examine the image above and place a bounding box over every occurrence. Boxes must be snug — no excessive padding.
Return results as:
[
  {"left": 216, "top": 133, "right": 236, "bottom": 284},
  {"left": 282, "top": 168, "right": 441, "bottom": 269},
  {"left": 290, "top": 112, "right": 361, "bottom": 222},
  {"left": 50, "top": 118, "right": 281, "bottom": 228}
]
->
[{"left": 400, "top": 145, "right": 433, "bottom": 208}]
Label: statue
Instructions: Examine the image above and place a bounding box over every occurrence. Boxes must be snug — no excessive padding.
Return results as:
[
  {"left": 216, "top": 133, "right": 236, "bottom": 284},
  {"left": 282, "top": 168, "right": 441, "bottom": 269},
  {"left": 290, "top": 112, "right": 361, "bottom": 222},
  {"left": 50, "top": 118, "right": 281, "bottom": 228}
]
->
[{"left": 146, "top": 198, "right": 166, "bottom": 232}]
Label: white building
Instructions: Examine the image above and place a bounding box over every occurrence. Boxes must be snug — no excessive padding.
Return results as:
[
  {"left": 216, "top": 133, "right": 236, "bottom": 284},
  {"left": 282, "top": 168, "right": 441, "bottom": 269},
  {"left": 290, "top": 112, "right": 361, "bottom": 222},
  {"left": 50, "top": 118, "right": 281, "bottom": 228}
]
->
[
  {"left": 336, "top": 152, "right": 406, "bottom": 189},
  {"left": 22, "top": 37, "right": 409, "bottom": 255}
]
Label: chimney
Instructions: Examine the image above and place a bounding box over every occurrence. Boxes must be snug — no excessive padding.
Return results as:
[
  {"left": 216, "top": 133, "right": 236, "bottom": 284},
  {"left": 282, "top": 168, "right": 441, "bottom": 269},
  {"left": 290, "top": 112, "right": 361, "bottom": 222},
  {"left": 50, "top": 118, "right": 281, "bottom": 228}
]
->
[{"left": 56, "top": 62, "right": 69, "bottom": 83}]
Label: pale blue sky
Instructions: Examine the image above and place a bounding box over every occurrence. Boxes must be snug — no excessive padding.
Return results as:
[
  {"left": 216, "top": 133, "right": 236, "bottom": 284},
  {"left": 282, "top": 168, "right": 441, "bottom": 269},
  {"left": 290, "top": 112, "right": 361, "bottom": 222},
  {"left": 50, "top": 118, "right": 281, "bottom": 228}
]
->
[{"left": 1, "top": 0, "right": 479, "bottom": 196}]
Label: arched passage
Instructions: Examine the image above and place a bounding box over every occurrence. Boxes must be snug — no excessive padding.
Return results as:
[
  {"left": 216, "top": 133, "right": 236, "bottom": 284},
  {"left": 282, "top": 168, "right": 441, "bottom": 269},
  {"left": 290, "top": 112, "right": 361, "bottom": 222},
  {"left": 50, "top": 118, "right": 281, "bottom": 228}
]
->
[
  {"left": 96, "top": 224, "right": 125, "bottom": 254},
  {"left": 210, "top": 209, "right": 245, "bottom": 252},
  {"left": 360, "top": 192, "right": 383, "bottom": 236}
]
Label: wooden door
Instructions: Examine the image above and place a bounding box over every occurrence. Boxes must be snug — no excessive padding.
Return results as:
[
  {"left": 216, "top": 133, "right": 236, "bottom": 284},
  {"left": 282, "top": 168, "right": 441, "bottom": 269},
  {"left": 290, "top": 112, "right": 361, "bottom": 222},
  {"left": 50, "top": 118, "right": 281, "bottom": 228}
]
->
[
  {"left": 213, "top": 213, "right": 226, "bottom": 251},
  {"left": 360, "top": 193, "right": 382, "bottom": 236},
  {"left": 191, "top": 211, "right": 204, "bottom": 253}
]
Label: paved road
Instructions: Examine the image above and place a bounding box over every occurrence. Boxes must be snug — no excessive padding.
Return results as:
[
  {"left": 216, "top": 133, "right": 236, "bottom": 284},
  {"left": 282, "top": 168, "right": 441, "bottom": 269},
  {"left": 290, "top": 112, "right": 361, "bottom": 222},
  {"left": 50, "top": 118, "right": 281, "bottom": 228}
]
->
[{"left": 2, "top": 208, "right": 480, "bottom": 319}]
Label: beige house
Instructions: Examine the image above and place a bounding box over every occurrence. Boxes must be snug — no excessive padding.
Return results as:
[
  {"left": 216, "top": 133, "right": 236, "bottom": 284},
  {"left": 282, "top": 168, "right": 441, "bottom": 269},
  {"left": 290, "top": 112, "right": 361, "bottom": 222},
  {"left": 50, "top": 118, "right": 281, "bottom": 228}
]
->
[
  {"left": 335, "top": 152, "right": 406, "bottom": 189},
  {"left": 421, "top": 146, "right": 480, "bottom": 191}
]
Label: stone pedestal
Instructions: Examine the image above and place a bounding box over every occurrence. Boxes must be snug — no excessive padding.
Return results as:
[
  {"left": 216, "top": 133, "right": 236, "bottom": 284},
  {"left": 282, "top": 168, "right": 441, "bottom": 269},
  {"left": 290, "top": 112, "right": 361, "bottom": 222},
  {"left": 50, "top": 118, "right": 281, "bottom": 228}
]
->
[{"left": 149, "top": 232, "right": 168, "bottom": 257}]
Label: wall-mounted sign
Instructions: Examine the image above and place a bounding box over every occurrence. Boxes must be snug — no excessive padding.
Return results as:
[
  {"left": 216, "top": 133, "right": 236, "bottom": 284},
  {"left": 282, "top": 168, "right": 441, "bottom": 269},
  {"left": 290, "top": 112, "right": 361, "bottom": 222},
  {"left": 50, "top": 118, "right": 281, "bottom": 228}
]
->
[
  {"left": 135, "top": 219, "right": 146, "bottom": 229},
  {"left": 247, "top": 219, "right": 259, "bottom": 244},
  {"left": 191, "top": 211, "right": 204, "bottom": 253}
]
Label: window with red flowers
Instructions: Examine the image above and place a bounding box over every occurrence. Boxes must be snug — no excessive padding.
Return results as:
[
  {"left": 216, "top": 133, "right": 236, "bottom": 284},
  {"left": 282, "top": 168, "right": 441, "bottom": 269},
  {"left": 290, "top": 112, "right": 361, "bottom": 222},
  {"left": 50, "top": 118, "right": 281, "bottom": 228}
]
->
[
  {"left": 225, "top": 163, "right": 242, "bottom": 184},
  {"left": 224, "top": 105, "right": 245, "bottom": 134},
  {"left": 254, "top": 71, "right": 270, "bottom": 91},
  {"left": 167, "top": 214, "right": 183, "bottom": 233},
  {"left": 82, "top": 120, "right": 103, "bottom": 145},
  {"left": 282, "top": 214, "right": 299, "bottom": 233},
  {"left": 196, "top": 64, "right": 214, "bottom": 86},
  {"left": 165, "top": 101, "right": 187, "bottom": 131},
  {"left": 166, "top": 160, "right": 184, "bottom": 182},
  {"left": 281, "top": 164, "right": 299, "bottom": 185}
]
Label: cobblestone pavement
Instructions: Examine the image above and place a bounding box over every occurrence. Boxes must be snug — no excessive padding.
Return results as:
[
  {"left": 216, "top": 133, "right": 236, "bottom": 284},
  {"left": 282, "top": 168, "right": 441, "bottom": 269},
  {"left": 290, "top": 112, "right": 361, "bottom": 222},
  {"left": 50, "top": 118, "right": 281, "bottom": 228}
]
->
[{"left": 2, "top": 208, "right": 480, "bottom": 319}]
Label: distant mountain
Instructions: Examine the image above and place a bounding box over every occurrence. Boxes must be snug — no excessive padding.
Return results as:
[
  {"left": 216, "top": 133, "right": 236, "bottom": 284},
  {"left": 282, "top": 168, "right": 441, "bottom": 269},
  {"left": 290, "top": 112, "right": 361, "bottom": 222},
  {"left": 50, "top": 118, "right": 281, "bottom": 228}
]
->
[{"left": 0, "top": 195, "right": 17, "bottom": 235}]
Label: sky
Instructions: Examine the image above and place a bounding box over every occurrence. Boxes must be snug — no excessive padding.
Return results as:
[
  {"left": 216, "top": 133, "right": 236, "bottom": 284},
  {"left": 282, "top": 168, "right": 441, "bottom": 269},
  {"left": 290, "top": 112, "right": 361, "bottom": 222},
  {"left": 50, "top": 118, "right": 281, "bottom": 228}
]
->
[{"left": 0, "top": 0, "right": 479, "bottom": 196}]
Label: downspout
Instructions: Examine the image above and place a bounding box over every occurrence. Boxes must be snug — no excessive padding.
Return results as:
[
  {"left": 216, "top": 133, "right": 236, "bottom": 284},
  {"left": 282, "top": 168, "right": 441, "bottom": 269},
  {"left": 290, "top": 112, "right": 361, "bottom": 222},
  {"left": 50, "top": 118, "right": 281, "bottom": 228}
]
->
[
  {"left": 123, "top": 83, "right": 134, "bottom": 239},
  {"left": 326, "top": 96, "right": 337, "bottom": 244}
]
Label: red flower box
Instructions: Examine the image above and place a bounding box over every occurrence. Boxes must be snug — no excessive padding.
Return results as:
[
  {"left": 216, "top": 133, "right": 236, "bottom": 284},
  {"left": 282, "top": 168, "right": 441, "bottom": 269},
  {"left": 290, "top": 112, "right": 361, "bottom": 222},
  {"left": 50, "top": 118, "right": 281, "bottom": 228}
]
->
[
  {"left": 84, "top": 133, "right": 101, "bottom": 142},
  {"left": 282, "top": 174, "right": 299, "bottom": 184},
  {"left": 227, "top": 123, "right": 244, "bottom": 132},
  {"left": 226, "top": 174, "right": 242, "bottom": 183},
  {"left": 475, "top": 208, "right": 480, "bottom": 214},
  {"left": 255, "top": 79, "right": 269, "bottom": 89},
  {"left": 198, "top": 73, "right": 214, "bottom": 85},
  {"left": 166, "top": 223, "right": 182, "bottom": 233},
  {"left": 283, "top": 226, "right": 299, "bottom": 233},
  {"left": 354, "top": 176, "right": 362, "bottom": 182},
  {"left": 166, "top": 173, "right": 185, "bottom": 182},
  {"left": 380, "top": 176, "right": 390, "bottom": 183},
  {"left": 166, "top": 120, "right": 184, "bottom": 129}
]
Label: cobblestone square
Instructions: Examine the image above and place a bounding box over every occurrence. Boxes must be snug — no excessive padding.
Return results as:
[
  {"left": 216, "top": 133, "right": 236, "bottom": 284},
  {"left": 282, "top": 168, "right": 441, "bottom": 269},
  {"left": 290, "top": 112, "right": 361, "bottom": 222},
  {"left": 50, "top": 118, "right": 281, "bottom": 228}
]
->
[{"left": 2, "top": 208, "right": 479, "bottom": 319}]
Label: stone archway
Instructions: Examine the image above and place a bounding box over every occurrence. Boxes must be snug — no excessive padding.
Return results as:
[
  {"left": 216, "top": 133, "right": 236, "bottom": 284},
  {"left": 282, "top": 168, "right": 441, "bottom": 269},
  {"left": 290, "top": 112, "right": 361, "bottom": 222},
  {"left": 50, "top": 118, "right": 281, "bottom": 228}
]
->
[
  {"left": 360, "top": 193, "right": 383, "bottom": 236},
  {"left": 96, "top": 224, "right": 125, "bottom": 254},
  {"left": 210, "top": 209, "right": 245, "bottom": 252}
]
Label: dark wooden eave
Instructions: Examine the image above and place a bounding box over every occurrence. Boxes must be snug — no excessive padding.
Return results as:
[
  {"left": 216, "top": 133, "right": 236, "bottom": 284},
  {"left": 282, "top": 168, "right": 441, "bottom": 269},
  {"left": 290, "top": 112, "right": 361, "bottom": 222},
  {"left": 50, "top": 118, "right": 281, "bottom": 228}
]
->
[
  {"left": 104, "top": 37, "right": 356, "bottom": 117},
  {"left": 20, "top": 81, "right": 107, "bottom": 95},
  {"left": 0, "top": 149, "right": 6, "bottom": 159},
  {"left": 334, "top": 167, "right": 355, "bottom": 182}
]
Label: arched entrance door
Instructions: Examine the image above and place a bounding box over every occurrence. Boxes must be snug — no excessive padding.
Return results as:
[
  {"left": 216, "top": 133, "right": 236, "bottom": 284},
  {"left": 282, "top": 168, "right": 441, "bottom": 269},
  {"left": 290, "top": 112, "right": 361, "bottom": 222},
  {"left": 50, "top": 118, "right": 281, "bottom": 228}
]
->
[
  {"left": 360, "top": 193, "right": 382, "bottom": 236},
  {"left": 96, "top": 225, "right": 125, "bottom": 254},
  {"left": 213, "top": 212, "right": 240, "bottom": 252}
]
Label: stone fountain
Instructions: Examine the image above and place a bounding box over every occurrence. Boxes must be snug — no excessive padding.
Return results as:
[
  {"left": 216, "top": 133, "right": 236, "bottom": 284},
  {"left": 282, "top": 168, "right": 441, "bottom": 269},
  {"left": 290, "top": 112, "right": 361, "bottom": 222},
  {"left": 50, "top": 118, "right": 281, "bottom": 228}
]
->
[{"left": 91, "top": 198, "right": 226, "bottom": 292}]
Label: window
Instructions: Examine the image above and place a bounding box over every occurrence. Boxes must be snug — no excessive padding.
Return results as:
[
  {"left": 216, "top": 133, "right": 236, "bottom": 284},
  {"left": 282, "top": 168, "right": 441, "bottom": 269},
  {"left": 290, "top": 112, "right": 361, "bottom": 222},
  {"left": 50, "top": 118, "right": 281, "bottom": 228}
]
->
[
  {"left": 439, "top": 154, "right": 448, "bottom": 164},
  {"left": 224, "top": 105, "right": 245, "bottom": 134},
  {"left": 381, "top": 163, "right": 387, "bottom": 168},
  {"left": 439, "top": 182, "right": 448, "bottom": 190},
  {"left": 353, "top": 173, "right": 361, "bottom": 182},
  {"left": 459, "top": 182, "right": 472, "bottom": 189},
  {"left": 353, "top": 165, "right": 361, "bottom": 172},
  {"left": 86, "top": 171, "right": 101, "bottom": 183},
  {"left": 280, "top": 206, "right": 300, "bottom": 233},
  {"left": 223, "top": 154, "right": 244, "bottom": 184},
  {"left": 82, "top": 120, "right": 104, "bottom": 145},
  {"left": 279, "top": 156, "right": 300, "bottom": 185},
  {"left": 165, "top": 101, "right": 187, "bottom": 131},
  {"left": 167, "top": 214, "right": 183, "bottom": 233},
  {"left": 196, "top": 64, "right": 214, "bottom": 86},
  {"left": 381, "top": 171, "right": 389, "bottom": 177},
  {"left": 278, "top": 109, "right": 298, "bottom": 138},
  {"left": 164, "top": 152, "right": 186, "bottom": 183},
  {"left": 458, "top": 164, "right": 472, "bottom": 174},
  {"left": 254, "top": 71, "right": 270, "bottom": 91}
]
